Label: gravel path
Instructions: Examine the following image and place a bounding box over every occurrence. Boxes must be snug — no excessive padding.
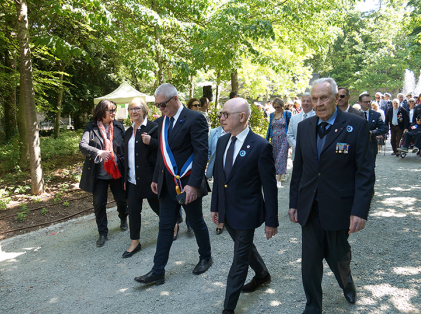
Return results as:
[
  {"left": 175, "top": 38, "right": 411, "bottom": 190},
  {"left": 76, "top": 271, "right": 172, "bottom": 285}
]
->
[{"left": 1, "top": 144, "right": 420, "bottom": 314}]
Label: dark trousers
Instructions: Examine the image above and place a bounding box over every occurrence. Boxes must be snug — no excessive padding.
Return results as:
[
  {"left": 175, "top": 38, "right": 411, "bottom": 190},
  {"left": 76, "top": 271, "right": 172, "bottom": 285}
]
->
[
  {"left": 151, "top": 187, "right": 211, "bottom": 275},
  {"left": 402, "top": 131, "right": 421, "bottom": 149},
  {"left": 390, "top": 125, "right": 403, "bottom": 153},
  {"left": 127, "top": 182, "right": 160, "bottom": 240},
  {"left": 224, "top": 220, "right": 269, "bottom": 311},
  {"left": 302, "top": 202, "right": 352, "bottom": 314},
  {"left": 93, "top": 178, "right": 128, "bottom": 236}
]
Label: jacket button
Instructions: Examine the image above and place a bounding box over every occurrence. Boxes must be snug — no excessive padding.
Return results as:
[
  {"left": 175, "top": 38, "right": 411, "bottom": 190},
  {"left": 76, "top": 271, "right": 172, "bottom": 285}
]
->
[
  {"left": 224, "top": 184, "right": 228, "bottom": 188},
  {"left": 91, "top": 139, "right": 93, "bottom": 141},
  {"left": 136, "top": 165, "right": 139, "bottom": 168},
  {"left": 88, "top": 167, "right": 90, "bottom": 170},
  {"left": 318, "top": 173, "right": 321, "bottom": 176},
  {"left": 136, "top": 141, "right": 138, "bottom": 143},
  {"left": 136, "top": 153, "right": 138, "bottom": 156}
]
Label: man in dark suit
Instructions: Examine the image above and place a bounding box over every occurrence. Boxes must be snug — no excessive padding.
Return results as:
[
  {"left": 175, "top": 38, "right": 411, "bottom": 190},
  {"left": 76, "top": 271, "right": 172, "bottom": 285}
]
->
[
  {"left": 289, "top": 78, "right": 375, "bottom": 314},
  {"left": 385, "top": 98, "right": 409, "bottom": 155},
  {"left": 211, "top": 98, "right": 278, "bottom": 314},
  {"left": 135, "top": 83, "right": 212, "bottom": 285},
  {"left": 337, "top": 87, "right": 365, "bottom": 118},
  {"left": 358, "top": 92, "right": 387, "bottom": 164}
]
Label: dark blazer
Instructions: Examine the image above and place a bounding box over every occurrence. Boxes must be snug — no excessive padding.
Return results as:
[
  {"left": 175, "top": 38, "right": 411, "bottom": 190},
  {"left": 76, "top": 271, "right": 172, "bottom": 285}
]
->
[
  {"left": 414, "top": 104, "right": 421, "bottom": 123},
  {"left": 124, "top": 119, "right": 159, "bottom": 199},
  {"left": 211, "top": 130, "right": 279, "bottom": 230},
  {"left": 385, "top": 107, "right": 410, "bottom": 131},
  {"left": 380, "top": 100, "right": 392, "bottom": 114},
  {"left": 266, "top": 110, "right": 291, "bottom": 141},
  {"left": 79, "top": 120, "right": 125, "bottom": 193},
  {"left": 289, "top": 109, "right": 374, "bottom": 231},
  {"left": 153, "top": 107, "right": 209, "bottom": 200},
  {"left": 347, "top": 106, "right": 365, "bottom": 118},
  {"left": 366, "top": 109, "right": 387, "bottom": 154}
]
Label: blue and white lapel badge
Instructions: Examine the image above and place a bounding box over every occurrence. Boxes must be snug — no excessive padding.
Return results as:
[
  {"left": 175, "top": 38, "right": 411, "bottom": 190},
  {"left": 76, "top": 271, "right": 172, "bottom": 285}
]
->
[
  {"left": 346, "top": 125, "right": 353, "bottom": 132},
  {"left": 239, "top": 150, "right": 246, "bottom": 157}
]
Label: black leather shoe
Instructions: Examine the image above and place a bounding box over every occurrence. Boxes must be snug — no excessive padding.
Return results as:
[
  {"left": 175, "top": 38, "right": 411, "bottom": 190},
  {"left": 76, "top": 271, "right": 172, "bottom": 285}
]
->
[
  {"left": 122, "top": 243, "right": 141, "bottom": 258},
  {"left": 173, "top": 224, "right": 180, "bottom": 241},
  {"left": 216, "top": 227, "right": 223, "bottom": 235},
  {"left": 120, "top": 218, "right": 128, "bottom": 231},
  {"left": 343, "top": 279, "right": 357, "bottom": 304},
  {"left": 242, "top": 273, "right": 271, "bottom": 292},
  {"left": 96, "top": 235, "right": 107, "bottom": 247},
  {"left": 187, "top": 225, "right": 193, "bottom": 233},
  {"left": 222, "top": 310, "right": 234, "bottom": 314},
  {"left": 192, "top": 257, "right": 213, "bottom": 275},
  {"left": 134, "top": 271, "right": 165, "bottom": 285}
]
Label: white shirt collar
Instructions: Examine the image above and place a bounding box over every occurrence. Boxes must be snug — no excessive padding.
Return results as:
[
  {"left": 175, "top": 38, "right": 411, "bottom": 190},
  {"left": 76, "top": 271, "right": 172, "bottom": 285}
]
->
[
  {"left": 171, "top": 105, "right": 184, "bottom": 124},
  {"left": 131, "top": 118, "right": 148, "bottom": 130},
  {"left": 231, "top": 126, "right": 249, "bottom": 143}
]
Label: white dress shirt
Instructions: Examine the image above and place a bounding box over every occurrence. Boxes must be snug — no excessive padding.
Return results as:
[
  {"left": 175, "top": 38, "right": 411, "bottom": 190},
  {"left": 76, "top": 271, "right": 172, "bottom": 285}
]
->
[
  {"left": 363, "top": 110, "right": 370, "bottom": 121},
  {"left": 170, "top": 105, "right": 184, "bottom": 127},
  {"left": 392, "top": 108, "right": 399, "bottom": 125},
  {"left": 223, "top": 127, "right": 250, "bottom": 168},
  {"left": 128, "top": 118, "right": 148, "bottom": 184},
  {"left": 409, "top": 108, "right": 414, "bottom": 123}
]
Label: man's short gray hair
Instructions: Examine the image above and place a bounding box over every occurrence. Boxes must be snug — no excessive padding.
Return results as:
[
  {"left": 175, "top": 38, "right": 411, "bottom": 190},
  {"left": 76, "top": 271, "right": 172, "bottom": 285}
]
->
[
  {"left": 397, "top": 93, "right": 404, "bottom": 97},
  {"left": 311, "top": 78, "right": 338, "bottom": 95},
  {"left": 154, "top": 83, "right": 178, "bottom": 98},
  {"left": 302, "top": 92, "right": 311, "bottom": 97}
]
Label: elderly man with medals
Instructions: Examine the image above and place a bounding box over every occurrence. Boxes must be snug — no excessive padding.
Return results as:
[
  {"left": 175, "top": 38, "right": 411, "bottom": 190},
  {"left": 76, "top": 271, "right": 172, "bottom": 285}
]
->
[{"left": 135, "top": 83, "right": 212, "bottom": 285}]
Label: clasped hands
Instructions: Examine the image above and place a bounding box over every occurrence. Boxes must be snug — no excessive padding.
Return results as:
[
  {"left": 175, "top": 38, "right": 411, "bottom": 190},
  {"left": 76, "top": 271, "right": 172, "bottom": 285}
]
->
[
  {"left": 288, "top": 208, "right": 366, "bottom": 234},
  {"left": 151, "top": 183, "right": 198, "bottom": 205},
  {"left": 211, "top": 212, "right": 278, "bottom": 240}
]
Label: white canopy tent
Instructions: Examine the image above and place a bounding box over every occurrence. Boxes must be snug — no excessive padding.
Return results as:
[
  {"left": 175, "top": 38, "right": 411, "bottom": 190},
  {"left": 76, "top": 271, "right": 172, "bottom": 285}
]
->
[
  {"left": 93, "top": 81, "right": 155, "bottom": 104},
  {"left": 93, "top": 82, "right": 155, "bottom": 120}
]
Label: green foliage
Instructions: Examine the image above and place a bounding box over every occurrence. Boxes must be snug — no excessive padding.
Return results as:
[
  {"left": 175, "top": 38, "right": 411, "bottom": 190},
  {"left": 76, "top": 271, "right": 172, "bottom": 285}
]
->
[
  {"left": 17, "top": 204, "right": 29, "bottom": 222},
  {"left": 41, "top": 208, "right": 48, "bottom": 215},
  {"left": 249, "top": 105, "right": 269, "bottom": 138},
  {"left": 0, "top": 198, "right": 11, "bottom": 210},
  {"left": 54, "top": 192, "right": 63, "bottom": 204},
  {"left": 63, "top": 201, "right": 70, "bottom": 207}
]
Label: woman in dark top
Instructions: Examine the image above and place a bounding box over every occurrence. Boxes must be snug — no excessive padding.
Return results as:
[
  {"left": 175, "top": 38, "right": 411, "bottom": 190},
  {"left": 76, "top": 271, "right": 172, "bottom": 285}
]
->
[
  {"left": 122, "top": 97, "right": 160, "bottom": 258},
  {"left": 79, "top": 100, "right": 128, "bottom": 247}
]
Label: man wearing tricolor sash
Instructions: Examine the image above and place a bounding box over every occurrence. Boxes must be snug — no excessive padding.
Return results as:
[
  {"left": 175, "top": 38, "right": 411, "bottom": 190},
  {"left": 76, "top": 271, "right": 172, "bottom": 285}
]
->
[{"left": 135, "top": 83, "right": 212, "bottom": 285}]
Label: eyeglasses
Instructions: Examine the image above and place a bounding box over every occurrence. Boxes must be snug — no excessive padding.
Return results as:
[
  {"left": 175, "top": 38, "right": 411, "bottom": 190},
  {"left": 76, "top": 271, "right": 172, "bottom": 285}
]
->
[
  {"left": 362, "top": 101, "right": 371, "bottom": 104},
  {"left": 128, "top": 107, "right": 142, "bottom": 112},
  {"left": 106, "top": 109, "right": 116, "bottom": 113},
  {"left": 192, "top": 104, "right": 200, "bottom": 107},
  {"left": 155, "top": 96, "right": 174, "bottom": 109},
  {"left": 375, "top": 97, "right": 380, "bottom": 99},
  {"left": 273, "top": 106, "right": 281, "bottom": 109},
  {"left": 218, "top": 112, "right": 242, "bottom": 119},
  {"left": 339, "top": 95, "right": 347, "bottom": 99}
]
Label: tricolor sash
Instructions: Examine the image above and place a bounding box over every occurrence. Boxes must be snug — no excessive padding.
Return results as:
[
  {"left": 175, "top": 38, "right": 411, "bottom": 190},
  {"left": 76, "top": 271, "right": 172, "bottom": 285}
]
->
[{"left": 160, "top": 116, "right": 193, "bottom": 193}]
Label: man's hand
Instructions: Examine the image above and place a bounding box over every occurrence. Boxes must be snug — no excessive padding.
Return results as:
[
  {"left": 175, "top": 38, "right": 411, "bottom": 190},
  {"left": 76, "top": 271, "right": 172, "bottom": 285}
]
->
[
  {"left": 265, "top": 226, "right": 278, "bottom": 239},
  {"left": 211, "top": 212, "right": 219, "bottom": 225},
  {"left": 141, "top": 133, "right": 151, "bottom": 145},
  {"left": 288, "top": 208, "right": 298, "bottom": 223},
  {"left": 151, "top": 182, "right": 158, "bottom": 195},
  {"left": 184, "top": 185, "right": 198, "bottom": 204},
  {"left": 403, "top": 129, "right": 408, "bottom": 134},
  {"left": 349, "top": 215, "right": 366, "bottom": 234}
]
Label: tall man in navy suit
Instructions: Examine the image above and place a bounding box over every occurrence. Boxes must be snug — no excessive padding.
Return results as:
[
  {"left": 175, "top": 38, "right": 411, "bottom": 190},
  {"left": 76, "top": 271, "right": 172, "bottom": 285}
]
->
[
  {"left": 289, "top": 78, "right": 374, "bottom": 314},
  {"left": 135, "top": 83, "right": 212, "bottom": 285},
  {"left": 211, "top": 98, "right": 279, "bottom": 314},
  {"left": 359, "top": 92, "right": 387, "bottom": 164}
]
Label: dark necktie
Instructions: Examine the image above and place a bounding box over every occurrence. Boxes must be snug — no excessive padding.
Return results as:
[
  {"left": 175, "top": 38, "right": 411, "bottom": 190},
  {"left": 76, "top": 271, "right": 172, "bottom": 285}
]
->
[
  {"left": 167, "top": 117, "right": 175, "bottom": 136},
  {"left": 364, "top": 111, "right": 367, "bottom": 120},
  {"left": 318, "top": 122, "right": 330, "bottom": 139},
  {"left": 224, "top": 136, "right": 237, "bottom": 178}
]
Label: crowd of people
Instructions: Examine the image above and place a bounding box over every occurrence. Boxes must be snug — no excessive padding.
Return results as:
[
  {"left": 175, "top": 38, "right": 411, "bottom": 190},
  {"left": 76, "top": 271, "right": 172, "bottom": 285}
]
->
[{"left": 78, "top": 79, "right": 420, "bottom": 314}]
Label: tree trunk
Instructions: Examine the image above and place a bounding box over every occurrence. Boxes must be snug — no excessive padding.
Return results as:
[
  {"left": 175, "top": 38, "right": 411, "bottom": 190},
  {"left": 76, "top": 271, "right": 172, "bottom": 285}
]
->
[
  {"left": 231, "top": 70, "right": 238, "bottom": 92},
  {"left": 152, "top": 1, "right": 163, "bottom": 85},
  {"left": 54, "top": 65, "right": 65, "bottom": 139},
  {"left": 131, "top": 71, "right": 140, "bottom": 91},
  {"left": 189, "top": 75, "right": 194, "bottom": 98},
  {"left": 4, "top": 48, "right": 18, "bottom": 141},
  {"left": 17, "top": 74, "right": 28, "bottom": 169},
  {"left": 16, "top": 0, "right": 44, "bottom": 195},
  {"left": 215, "top": 70, "right": 221, "bottom": 109}
]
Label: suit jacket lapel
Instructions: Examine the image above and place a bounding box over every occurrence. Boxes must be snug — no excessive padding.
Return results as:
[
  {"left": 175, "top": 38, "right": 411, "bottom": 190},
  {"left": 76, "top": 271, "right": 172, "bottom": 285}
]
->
[
  {"left": 321, "top": 111, "right": 346, "bottom": 155},
  {"left": 218, "top": 134, "right": 230, "bottom": 181},
  {"left": 168, "top": 109, "right": 186, "bottom": 144},
  {"left": 226, "top": 131, "right": 256, "bottom": 183},
  {"left": 307, "top": 116, "right": 318, "bottom": 156}
]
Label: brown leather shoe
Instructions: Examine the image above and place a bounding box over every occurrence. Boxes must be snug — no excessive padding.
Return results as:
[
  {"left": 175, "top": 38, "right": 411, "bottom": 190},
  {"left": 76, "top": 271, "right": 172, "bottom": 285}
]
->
[{"left": 241, "top": 273, "right": 271, "bottom": 292}]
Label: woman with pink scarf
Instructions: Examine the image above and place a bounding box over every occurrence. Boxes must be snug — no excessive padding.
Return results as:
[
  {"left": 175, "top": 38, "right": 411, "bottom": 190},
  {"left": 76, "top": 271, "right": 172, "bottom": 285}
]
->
[{"left": 79, "top": 100, "right": 128, "bottom": 247}]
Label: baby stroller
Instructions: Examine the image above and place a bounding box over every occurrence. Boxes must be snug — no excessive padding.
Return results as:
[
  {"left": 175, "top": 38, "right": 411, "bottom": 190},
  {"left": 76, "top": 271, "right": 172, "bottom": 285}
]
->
[{"left": 397, "top": 137, "right": 420, "bottom": 158}]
